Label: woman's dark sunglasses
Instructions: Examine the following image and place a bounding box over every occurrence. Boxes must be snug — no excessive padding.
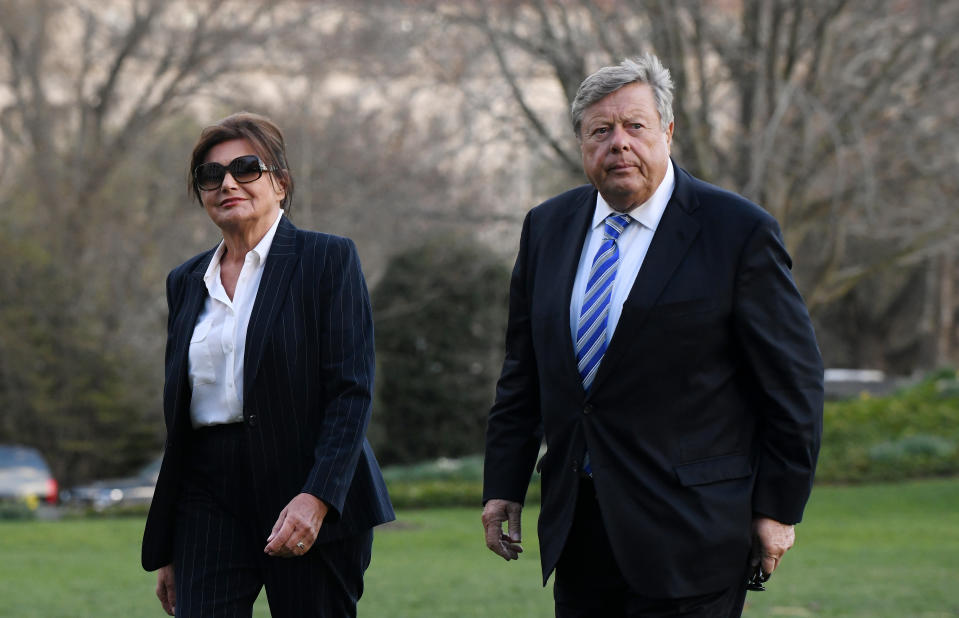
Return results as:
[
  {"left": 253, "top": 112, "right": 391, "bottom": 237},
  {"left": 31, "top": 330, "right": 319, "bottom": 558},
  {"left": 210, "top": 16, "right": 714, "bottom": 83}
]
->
[{"left": 194, "top": 155, "right": 276, "bottom": 191}]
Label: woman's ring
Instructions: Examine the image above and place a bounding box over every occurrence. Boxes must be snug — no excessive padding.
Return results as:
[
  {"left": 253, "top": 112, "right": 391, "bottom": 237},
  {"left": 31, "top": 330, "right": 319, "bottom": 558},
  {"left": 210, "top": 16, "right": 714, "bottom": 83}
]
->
[{"left": 297, "top": 541, "right": 306, "bottom": 550}]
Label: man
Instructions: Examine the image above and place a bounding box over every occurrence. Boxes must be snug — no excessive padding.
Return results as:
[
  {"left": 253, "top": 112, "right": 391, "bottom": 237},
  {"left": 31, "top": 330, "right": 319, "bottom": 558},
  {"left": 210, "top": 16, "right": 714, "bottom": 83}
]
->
[{"left": 482, "top": 54, "right": 823, "bottom": 617}]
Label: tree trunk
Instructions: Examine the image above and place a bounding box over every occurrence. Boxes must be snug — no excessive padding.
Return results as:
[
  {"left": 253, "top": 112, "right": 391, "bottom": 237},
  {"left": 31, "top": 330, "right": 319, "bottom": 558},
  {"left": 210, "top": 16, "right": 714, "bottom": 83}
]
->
[{"left": 937, "top": 251, "right": 956, "bottom": 367}]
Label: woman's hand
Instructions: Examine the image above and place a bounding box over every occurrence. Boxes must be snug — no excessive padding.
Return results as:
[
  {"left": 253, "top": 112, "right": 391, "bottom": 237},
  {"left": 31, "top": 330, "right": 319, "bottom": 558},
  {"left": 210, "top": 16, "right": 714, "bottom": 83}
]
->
[
  {"left": 264, "top": 492, "right": 329, "bottom": 557},
  {"left": 155, "top": 564, "right": 176, "bottom": 615}
]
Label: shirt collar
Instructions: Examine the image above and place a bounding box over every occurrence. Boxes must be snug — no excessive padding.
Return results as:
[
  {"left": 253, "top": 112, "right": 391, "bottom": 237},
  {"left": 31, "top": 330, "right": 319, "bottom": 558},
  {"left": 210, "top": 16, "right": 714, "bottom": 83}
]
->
[
  {"left": 592, "top": 158, "right": 675, "bottom": 232},
  {"left": 202, "top": 209, "right": 285, "bottom": 286},
  {"left": 249, "top": 208, "right": 285, "bottom": 265}
]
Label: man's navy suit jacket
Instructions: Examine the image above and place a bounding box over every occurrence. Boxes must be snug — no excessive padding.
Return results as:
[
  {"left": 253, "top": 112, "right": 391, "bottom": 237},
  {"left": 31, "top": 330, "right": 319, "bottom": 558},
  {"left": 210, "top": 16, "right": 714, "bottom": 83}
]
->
[
  {"left": 483, "top": 163, "right": 824, "bottom": 597},
  {"left": 142, "top": 216, "right": 394, "bottom": 572}
]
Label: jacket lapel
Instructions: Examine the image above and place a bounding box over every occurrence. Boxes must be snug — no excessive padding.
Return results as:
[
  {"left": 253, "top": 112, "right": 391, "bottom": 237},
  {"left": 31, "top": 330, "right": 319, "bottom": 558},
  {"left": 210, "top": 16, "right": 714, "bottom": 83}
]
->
[
  {"left": 588, "top": 165, "right": 701, "bottom": 394},
  {"left": 166, "top": 251, "right": 215, "bottom": 432},
  {"left": 552, "top": 188, "right": 598, "bottom": 389},
  {"left": 243, "top": 216, "right": 300, "bottom": 399}
]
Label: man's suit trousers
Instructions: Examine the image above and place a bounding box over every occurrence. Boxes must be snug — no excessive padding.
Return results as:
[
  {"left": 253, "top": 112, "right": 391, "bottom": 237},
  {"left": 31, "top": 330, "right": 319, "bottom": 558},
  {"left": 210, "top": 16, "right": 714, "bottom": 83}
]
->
[{"left": 553, "top": 479, "right": 749, "bottom": 618}]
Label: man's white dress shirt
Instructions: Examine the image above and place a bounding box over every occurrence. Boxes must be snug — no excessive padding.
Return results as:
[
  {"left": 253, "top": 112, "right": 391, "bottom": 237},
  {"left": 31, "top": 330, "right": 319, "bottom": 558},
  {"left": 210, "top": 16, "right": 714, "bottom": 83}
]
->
[{"left": 569, "top": 160, "right": 675, "bottom": 346}]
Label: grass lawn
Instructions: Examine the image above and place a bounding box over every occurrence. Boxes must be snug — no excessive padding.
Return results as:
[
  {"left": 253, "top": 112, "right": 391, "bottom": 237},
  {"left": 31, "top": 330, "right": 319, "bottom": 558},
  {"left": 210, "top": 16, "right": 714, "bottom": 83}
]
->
[{"left": 0, "top": 478, "right": 956, "bottom": 617}]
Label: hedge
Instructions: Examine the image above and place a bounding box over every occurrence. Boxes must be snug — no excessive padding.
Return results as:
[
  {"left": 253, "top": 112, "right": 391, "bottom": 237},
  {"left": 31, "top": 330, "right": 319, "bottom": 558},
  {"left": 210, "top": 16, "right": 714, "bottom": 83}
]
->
[
  {"left": 38, "top": 370, "right": 959, "bottom": 515},
  {"left": 816, "top": 368, "right": 959, "bottom": 483},
  {"left": 382, "top": 370, "right": 959, "bottom": 507}
]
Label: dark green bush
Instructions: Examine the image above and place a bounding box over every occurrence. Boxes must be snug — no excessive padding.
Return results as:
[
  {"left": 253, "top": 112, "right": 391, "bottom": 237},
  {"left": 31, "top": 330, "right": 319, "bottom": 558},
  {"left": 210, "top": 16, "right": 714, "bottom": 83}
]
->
[
  {"left": 371, "top": 236, "right": 509, "bottom": 465},
  {"left": 381, "top": 454, "right": 540, "bottom": 508},
  {"left": 379, "top": 369, "right": 959, "bottom": 508},
  {"left": 382, "top": 454, "right": 485, "bottom": 483},
  {"left": 384, "top": 478, "right": 541, "bottom": 510},
  {"left": 385, "top": 480, "right": 484, "bottom": 509},
  {"left": 0, "top": 501, "right": 36, "bottom": 520},
  {"left": 817, "top": 369, "right": 959, "bottom": 483}
]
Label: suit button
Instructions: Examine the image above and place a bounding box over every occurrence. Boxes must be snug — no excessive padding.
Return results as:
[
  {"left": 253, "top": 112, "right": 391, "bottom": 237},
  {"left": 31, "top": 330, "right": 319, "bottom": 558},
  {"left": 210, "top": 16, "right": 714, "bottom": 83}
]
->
[
  {"left": 583, "top": 404, "right": 593, "bottom": 415},
  {"left": 248, "top": 414, "right": 258, "bottom": 427}
]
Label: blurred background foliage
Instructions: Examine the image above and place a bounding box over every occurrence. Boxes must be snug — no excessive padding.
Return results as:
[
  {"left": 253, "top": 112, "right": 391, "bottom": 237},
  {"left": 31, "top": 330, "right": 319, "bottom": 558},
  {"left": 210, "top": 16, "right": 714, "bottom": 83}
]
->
[
  {"left": 816, "top": 369, "right": 959, "bottom": 483},
  {"left": 0, "top": 0, "right": 957, "bottom": 486},
  {"left": 372, "top": 235, "right": 509, "bottom": 464},
  {"left": 390, "top": 371, "right": 959, "bottom": 508}
]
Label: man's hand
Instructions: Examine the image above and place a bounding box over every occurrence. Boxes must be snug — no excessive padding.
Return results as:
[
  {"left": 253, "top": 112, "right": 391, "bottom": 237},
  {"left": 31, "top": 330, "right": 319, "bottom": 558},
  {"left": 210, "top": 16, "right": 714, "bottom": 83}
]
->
[
  {"left": 155, "top": 563, "right": 176, "bottom": 616},
  {"left": 750, "top": 517, "right": 795, "bottom": 576},
  {"left": 264, "top": 492, "right": 329, "bottom": 557},
  {"left": 482, "top": 499, "right": 524, "bottom": 560}
]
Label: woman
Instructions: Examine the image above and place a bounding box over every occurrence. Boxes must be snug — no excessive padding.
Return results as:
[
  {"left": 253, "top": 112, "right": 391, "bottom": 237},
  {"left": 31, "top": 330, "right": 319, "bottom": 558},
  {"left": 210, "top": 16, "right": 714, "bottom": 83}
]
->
[{"left": 142, "top": 112, "right": 394, "bottom": 617}]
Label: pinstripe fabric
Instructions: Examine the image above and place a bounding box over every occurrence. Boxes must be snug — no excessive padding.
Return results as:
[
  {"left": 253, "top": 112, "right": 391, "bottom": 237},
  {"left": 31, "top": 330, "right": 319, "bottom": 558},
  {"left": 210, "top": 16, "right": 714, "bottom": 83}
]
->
[
  {"left": 173, "top": 425, "right": 371, "bottom": 617},
  {"left": 143, "top": 216, "right": 394, "bottom": 615}
]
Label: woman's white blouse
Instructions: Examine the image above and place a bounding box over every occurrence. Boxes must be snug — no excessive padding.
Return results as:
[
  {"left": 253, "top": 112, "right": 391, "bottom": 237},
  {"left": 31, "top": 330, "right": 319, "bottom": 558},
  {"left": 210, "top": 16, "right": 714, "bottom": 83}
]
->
[{"left": 188, "top": 210, "right": 284, "bottom": 427}]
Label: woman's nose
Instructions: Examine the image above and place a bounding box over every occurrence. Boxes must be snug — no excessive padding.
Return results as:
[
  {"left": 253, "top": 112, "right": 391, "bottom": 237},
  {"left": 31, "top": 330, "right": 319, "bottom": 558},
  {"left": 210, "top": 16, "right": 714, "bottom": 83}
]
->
[{"left": 219, "top": 171, "right": 239, "bottom": 189}]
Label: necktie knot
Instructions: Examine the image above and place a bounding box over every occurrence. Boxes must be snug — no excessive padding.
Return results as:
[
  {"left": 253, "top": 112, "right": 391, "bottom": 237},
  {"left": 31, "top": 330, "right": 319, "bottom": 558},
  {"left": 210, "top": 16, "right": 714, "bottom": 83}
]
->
[{"left": 603, "top": 214, "right": 632, "bottom": 241}]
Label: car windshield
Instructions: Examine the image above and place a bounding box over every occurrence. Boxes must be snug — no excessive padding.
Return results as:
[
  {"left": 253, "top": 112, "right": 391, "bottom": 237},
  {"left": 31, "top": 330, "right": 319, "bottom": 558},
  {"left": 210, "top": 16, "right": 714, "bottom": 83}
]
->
[
  {"left": 0, "top": 446, "right": 50, "bottom": 472},
  {"left": 0, "top": 446, "right": 51, "bottom": 487}
]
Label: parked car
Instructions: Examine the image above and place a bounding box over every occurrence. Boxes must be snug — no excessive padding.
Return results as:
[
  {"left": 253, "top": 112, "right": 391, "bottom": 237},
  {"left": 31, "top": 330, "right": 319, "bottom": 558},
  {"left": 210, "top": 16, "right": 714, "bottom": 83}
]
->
[
  {"left": 60, "top": 455, "right": 161, "bottom": 512},
  {"left": 0, "top": 444, "right": 59, "bottom": 509}
]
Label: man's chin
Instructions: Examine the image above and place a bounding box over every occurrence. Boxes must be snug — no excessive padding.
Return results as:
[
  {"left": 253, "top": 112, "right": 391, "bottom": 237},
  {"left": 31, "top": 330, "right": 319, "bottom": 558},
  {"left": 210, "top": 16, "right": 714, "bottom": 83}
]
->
[{"left": 600, "top": 187, "right": 647, "bottom": 213}]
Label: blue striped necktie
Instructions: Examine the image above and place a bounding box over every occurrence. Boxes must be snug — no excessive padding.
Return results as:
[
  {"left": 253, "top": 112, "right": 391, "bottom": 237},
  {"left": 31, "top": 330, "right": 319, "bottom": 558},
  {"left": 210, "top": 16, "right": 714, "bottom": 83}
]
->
[{"left": 576, "top": 213, "right": 632, "bottom": 392}]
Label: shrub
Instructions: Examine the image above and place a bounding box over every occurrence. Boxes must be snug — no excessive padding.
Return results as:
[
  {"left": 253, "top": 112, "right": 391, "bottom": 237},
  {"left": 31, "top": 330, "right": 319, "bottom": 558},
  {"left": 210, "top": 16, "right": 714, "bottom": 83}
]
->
[
  {"left": 382, "top": 455, "right": 541, "bottom": 509},
  {"left": 382, "top": 454, "right": 485, "bottom": 483},
  {"left": 817, "top": 369, "right": 959, "bottom": 483},
  {"left": 380, "top": 370, "right": 959, "bottom": 508},
  {"left": 371, "top": 236, "right": 509, "bottom": 465},
  {"left": 0, "top": 501, "right": 36, "bottom": 521}
]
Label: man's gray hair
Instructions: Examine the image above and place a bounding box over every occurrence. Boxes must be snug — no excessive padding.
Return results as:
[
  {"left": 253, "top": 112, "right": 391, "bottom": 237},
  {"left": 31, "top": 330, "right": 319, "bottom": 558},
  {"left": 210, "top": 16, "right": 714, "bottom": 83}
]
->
[{"left": 570, "top": 53, "right": 674, "bottom": 137}]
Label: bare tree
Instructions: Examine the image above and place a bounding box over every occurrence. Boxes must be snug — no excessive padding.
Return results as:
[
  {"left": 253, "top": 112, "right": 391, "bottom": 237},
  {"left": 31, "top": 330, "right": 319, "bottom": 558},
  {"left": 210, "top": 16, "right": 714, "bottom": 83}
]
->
[
  {"left": 416, "top": 0, "right": 959, "bottom": 310},
  {"left": 0, "top": 0, "right": 337, "bottom": 250},
  {"left": 399, "top": 0, "right": 959, "bottom": 369},
  {"left": 2, "top": 0, "right": 956, "bottom": 473},
  {"left": 0, "top": 0, "right": 535, "bottom": 476},
  {"left": 0, "top": 0, "right": 399, "bottom": 478}
]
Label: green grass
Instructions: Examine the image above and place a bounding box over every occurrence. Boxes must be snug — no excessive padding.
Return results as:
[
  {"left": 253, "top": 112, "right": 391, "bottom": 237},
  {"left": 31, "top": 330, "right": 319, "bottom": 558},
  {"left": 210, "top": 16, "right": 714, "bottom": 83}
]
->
[
  {"left": 0, "top": 478, "right": 957, "bottom": 617},
  {"left": 741, "top": 478, "right": 959, "bottom": 617}
]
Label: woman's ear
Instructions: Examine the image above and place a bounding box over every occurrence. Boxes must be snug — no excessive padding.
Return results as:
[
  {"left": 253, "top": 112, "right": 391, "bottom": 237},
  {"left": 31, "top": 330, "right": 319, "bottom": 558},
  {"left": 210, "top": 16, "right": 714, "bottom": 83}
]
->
[{"left": 271, "top": 173, "right": 288, "bottom": 203}]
